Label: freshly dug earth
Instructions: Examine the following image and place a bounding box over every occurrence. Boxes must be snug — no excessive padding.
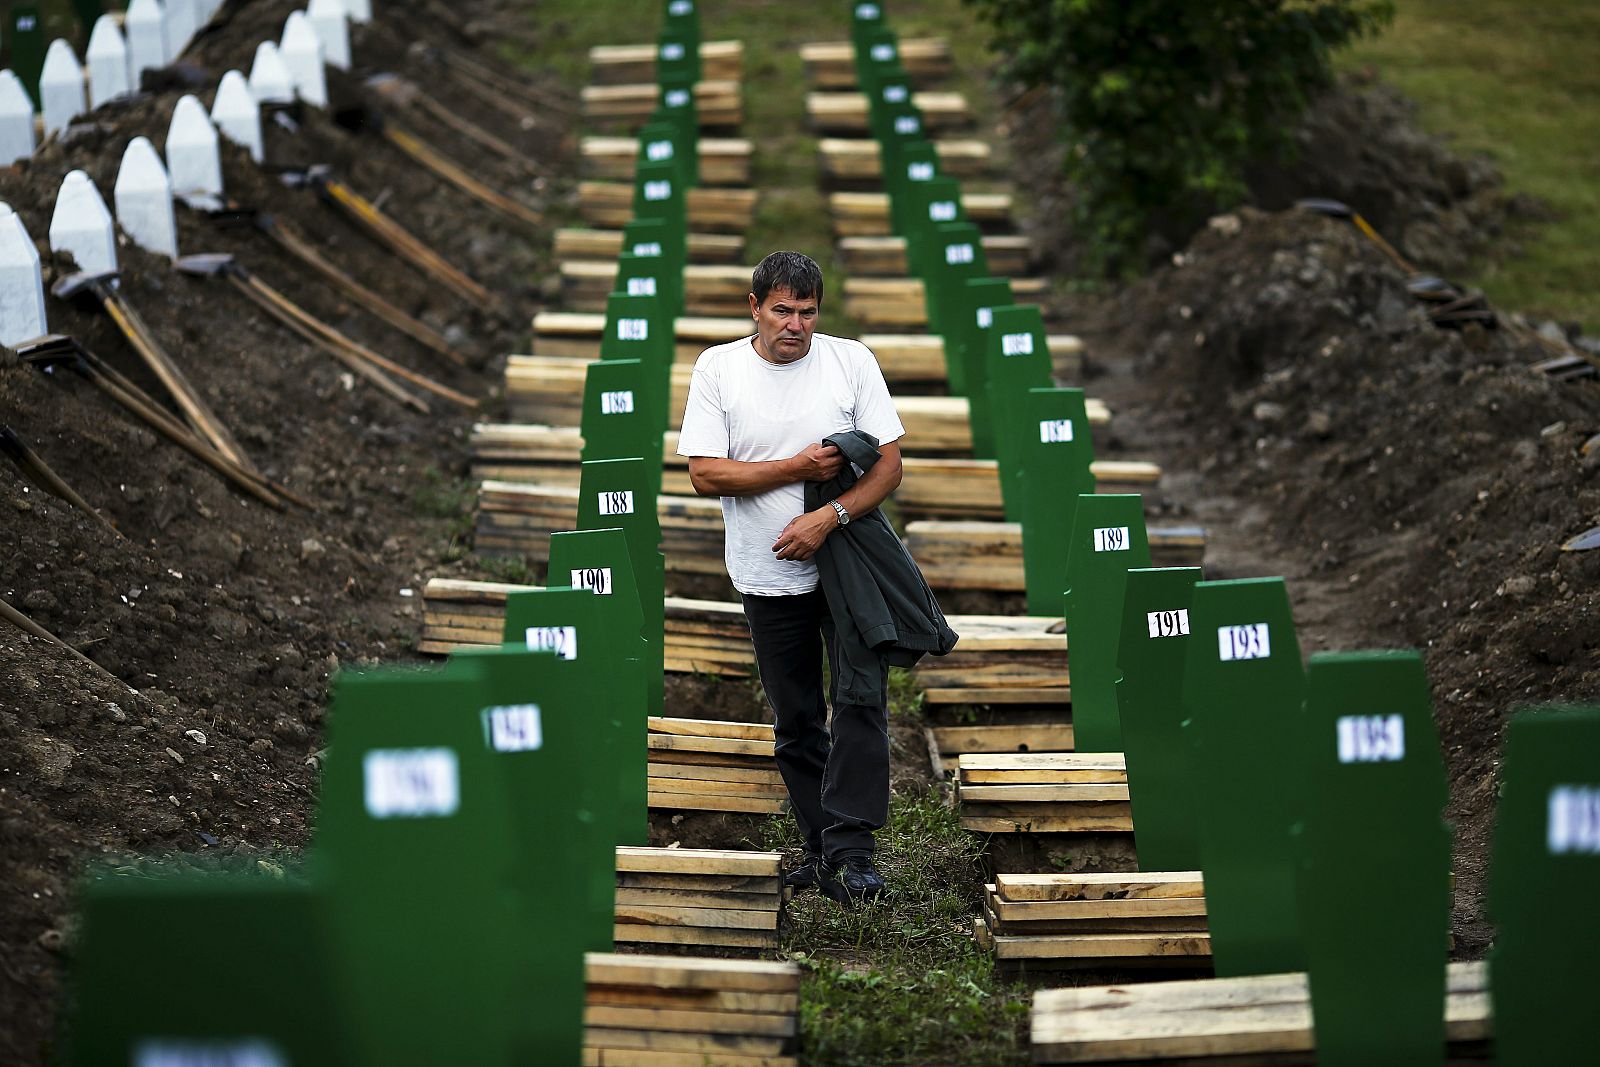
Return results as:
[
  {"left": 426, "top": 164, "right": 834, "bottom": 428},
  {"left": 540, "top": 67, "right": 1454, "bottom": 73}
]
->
[{"left": 0, "top": 0, "right": 576, "bottom": 1060}]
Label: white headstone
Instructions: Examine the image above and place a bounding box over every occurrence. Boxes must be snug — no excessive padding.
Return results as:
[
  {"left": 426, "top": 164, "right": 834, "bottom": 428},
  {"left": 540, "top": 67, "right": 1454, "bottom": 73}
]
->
[
  {"left": 166, "top": 94, "right": 223, "bottom": 209},
  {"left": 210, "top": 70, "right": 263, "bottom": 163},
  {"left": 248, "top": 40, "right": 295, "bottom": 105},
  {"left": 49, "top": 170, "right": 119, "bottom": 276},
  {"left": 0, "top": 202, "right": 49, "bottom": 346},
  {"left": 86, "top": 16, "right": 134, "bottom": 109},
  {"left": 307, "top": 0, "right": 352, "bottom": 71},
  {"left": 125, "top": 0, "right": 170, "bottom": 82},
  {"left": 40, "top": 40, "right": 87, "bottom": 136},
  {"left": 0, "top": 70, "right": 34, "bottom": 166},
  {"left": 345, "top": 0, "right": 373, "bottom": 24},
  {"left": 280, "top": 13, "right": 328, "bottom": 108},
  {"left": 114, "top": 136, "right": 179, "bottom": 258},
  {"left": 164, "top": 0, "right": 198, "bottom": 60}
]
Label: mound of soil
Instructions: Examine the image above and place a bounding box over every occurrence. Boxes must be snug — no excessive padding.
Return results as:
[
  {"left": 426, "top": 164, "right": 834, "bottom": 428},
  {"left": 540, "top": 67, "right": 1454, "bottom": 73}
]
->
[
  {"left": 1070, "top": 205, "right": 1600, "bottom": 955},
  {"left": 0, "top": 1, "right": 573, "bottom": 1060}
]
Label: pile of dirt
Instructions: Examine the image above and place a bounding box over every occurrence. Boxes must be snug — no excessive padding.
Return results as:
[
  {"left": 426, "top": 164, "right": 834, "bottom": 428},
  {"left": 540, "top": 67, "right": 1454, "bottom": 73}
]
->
[
  {"left": 0, "top": 1, "right": 580, "bottom": 1060},
  {"left": 1069, "top": 204, "right": 1600, "bottom": 954}
]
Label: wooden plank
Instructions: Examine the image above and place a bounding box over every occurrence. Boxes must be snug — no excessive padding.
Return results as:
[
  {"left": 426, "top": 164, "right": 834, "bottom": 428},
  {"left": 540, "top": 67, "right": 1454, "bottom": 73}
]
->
[
  {"left": 1030, "top": 961, "right": 1488, "bottom": 1061},
  {"left": 586, "top": 952, "right": 799, "bottom": 993},
  {"left": 615, "top": 903, "right": 779, "bottom": 933},
  {"left": 925, "top": 686, "right": 1070, "bottom": 706},
  {"left": 589, "top": 39, "right": 745, "bottom": 85},
  {"left": 838, "top": 234, "right": 1031, "bottom": 277},
  {"left": 618, "top": 872, "right": 782, "bottom": 895},
  {"left": 991, "top": 895, "right": 1207, "bottom": 923},
  {"left": 615, "top": 887, "right": 781, "bottom": 912},
  {"left": 614, "top": 847, "right": 780, "bottom": 878},
  {"left": 818, "top": 137, "right": 992, "bottom": 182},
  {"left": 800, "top": 37, "right": 951, "bottom": 88},
  {"left": 807, "top": 90, "right": 969, "bottom": 134},
  {"left": 998, "top": 931, "right": 1212, "bottom": 961},
  {"left": 960, "top": 783, "right": 1128, "bottom": 803},
  {"left": 650, "top": 792, "right": 785, "bottom": 815},
  {"left": 555, "top": 227, "right": 746, "bottom": 265},
  {"left": 831, "top": 190, "right": 1013, "bottom": 236},
  {"left": 614, "top": 924, "right": 777, "bottom": 950},
  {"left": 586, "top": 1005, "right": 792, "bottom": 1038},
  {"left": 579, "top": 181, "right": 757, "bottom": 232},
  {"left": 995, "top": 872, "right": 1204, "bottom": 902},
  {"left": 583, "top": 1027, "right": 788, "bottom": 1058},
  {"left": 585, "top": 1048, "right": 797, "bottom": 1067},
  {"left": 648, "top": 778, "right": 788, "bottom": 799},
  {"left": 649, "top": 734, "right": 776, "bottom": 759},
  {"left": 582, "top": 135, "right": 753, "bottom": 185},
  {"left": 961, "top": 813, "right": 1134, "bottom": 834},
  {"left": 647, "top": 763, "right": 782, "bottom": 786},
  {"left": 582, "top": 80, "right": 743, "bottom": 128},
  {"left": 650, "top": 717, "right": 774, "bottom": 742},
  {"left": 930, "top": 724, "right": 1074, "bottom": 753}
]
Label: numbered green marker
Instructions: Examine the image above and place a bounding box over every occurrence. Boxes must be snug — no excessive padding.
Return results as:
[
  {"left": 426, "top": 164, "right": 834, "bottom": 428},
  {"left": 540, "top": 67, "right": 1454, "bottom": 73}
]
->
[
  {"left": 636, "top": 117, "right": 695, "bottom": 198},
  {"left": 315, "top": 660, "right": 522, "bottom": 1064},
  {"left": 955, "top": 277, "right": 1015, "bottom": 455},
  {"left": 1018, "top": 387, "right": 1097, "bottom": 615},
  {"left": 1490, "top": 704, "right": 1600, "bottom": 1065},
  {"left": 582, "top": 358, "right": 662, "bottom": 498},
  {"left": 886, "top": 138, "right": 941, "bottom": 236},
  {"left": 1061, "top": 495, "right": 1152, "bottom": 751},
  {"left": 67, "top": 870, "right": 354, "bottom": 1066},
  {"left": 600, "top": 291, "right": 674, "bottom": 442},
  {"left": 578, "top": 457, "right": 665, "bottom": 716},
  {"left": 662, "top": 0, "right": 700, "bottom": 43},
  {"left": 1116, "top": 566, "right": 1205, "bottom": 871},
  {"left": 1296, "top": 650, "right": 1450, "bottom": 1066},
  {"left": 655, "top": 26, "right": 701, "bottom": 86},
  {"left": 1182, "top": 576, "right": 1307, "bottom": 977},
  {"left": 986, "top": 304, "right": 1054, "bottom": 519}
]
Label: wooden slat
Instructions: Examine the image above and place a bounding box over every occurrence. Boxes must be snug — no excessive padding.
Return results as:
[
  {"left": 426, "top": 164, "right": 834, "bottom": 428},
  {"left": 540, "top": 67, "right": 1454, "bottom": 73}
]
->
[
  {"left": 800, "top": 37, "right": 951, "bottom": 88},
  {"left": 585, "top": 1048, "right": 797, "bottom": 1067},
  {"left": 819, "top": 137, "right": 992, "bottom": 182},
  {"left": 555, "top": 227, "right": 746, "bottom": 265},
  {"left": 586, "top": 953, "right": 799, "bottom": 993},
  {"left": 583, "top": 79, "right": 743, "bottom": 128},
  {"left": 960, "top": 783, "right": 1128, "bottom": 803},
  {"left": 925, "top": 686, "right": 1070, "bottom": 706},
  {"left": 958, "top": 753, "right": 1126, "bottom": 783},
  {"left": 615, "top": 847, "right": 780, "bottom": 878},
  {"left": 831, "top": 190, "right": 1013, "bottom": 236},
  {"left": 930, "top": 724, "right": 1074, "bottom": 753},
  {"left": 582, "top": 135, "right": 753, "bottom": 185},
  {"left": 614, "top": 924, "right": 776, "bottom": 950},
  {"left": 961, "top": 812, "right": 1134, "bottom": 834},
  {"left": 579, "top": 182, "right": 757, "bottom": 233},
  {"left": 649, "top": 792, "right": 785, "bottom": 815},
  {"left": 615, "top": 887, "right": 781, "bottom": 912},
  {"left": 650, "top": 717, "right": 774, "bottom": 742},
  {"left": 584, "top": 1026, "right": 787, "bottom": 1058},
  {"left": 589, "top": 39, "right": 745, "bottom": 85},
  {"left": 807, "top": 90, "right": 969, "bottom": 134},
  {"left": 839, "top": 234, "right": 1031, "bottom": 278},
  {"left": 996, "top": 872, "right": 1205, "bottom": 903},
  {"left": 615, "top": 903, "right": 779, "bottom": 933},
  {"left": 999, "top": 931, "right": 1212, "bottom": 962},
  {"left": 991, "top": 895, "right": 1207, "bottom": 923}
]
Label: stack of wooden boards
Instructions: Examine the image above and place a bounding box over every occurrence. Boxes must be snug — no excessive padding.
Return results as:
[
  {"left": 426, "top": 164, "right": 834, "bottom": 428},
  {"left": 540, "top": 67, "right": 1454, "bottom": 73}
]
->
[
  {"left": 418, "top": 580, "right": 759, "bottom": 675},
  {"left": 588, "top": 40, "right": 746, "bottom": 84},
  {"left": 648, "top": 717, "right": 781, "bottom": 816},
  {"left": 974, "top": 872, "right": 1212, "bottom": 969},
  {"left": 1030, "top": 962, "right": 1491, "bottom": 1063},
  {"left": 613, "top": 846, "right": 784, "bottom": 953},
  {"left": 584, "top": 952, "right": 801, "bottom": 1066},
  {"left": 913, "top": 615, "right": 1068, "bottom": 708},
  {"left": 907, "top": 521, "right": 1209, "bottom": 591},
  {"left": 474, "top": 483, "right": 727, "bottom": 575},
  {"left": 923, "top": 719, "right": 1075, "bottom": 779},
  {"left": 955, "top": 753, "right": 1133, "bottom": 834},
  {"left": 582, "top": 79, "right": 745, "bottom": 128},
  {"left": 799, "top": 37, "right": 952, "bottom": 87},
  {"left": 897, "top": 457, "right": 1162, "bottom": 521}
]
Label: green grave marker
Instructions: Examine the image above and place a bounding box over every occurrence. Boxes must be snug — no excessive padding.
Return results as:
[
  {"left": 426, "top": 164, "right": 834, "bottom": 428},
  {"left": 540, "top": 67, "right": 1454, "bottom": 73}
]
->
[
  {"left": 632, "top": 155, "right": 689, "bottom": 252},
  {"left": 8, "top": 5, "right": 44, "bottom": 106},
  {"left": 1116, "top": 566, "right": 1205, "bottom": 871},
  {"left": 1489, "top": 703, "right": 1600, "bottom": 1065},
  {"left": 582, "top": 358, "right": 662, "bottom": 498},
  {"left": 853, "top": 25, "right": 901, "bottom": 91},
  {"left": 955, "top": 277, "right": 1015, "bottom": 456},
  {"left": 918, "top": 221, "right": 988, "bottom": 341},
  {"left": 315, "top": 659, "right": 523, "bottom": 1065},
  {"left": 900, "top": 177, "right": 969, "bottom": 292},
  {"left": 663, "top": 0, "right": 700, "bottom": 42},
  {"left": 67, "top": 870, "right": 354, "bottom": 1066},
  {"left": 1060, "top": 494, "right": 1151, "bottom": 749},
  {"left": 550, "top": 525, "right": 651, "bottom": 844},
  {"left": 578, "top": 456, "right": 665, "bottom": 716},
  {"left": 1017, "top": 387, "right": 1097, "bottom": 614},
  {"left": 850, "top": 0, "right": 886, "bottom": 54},
  {"left": 621, "top": 215, "right": 684, "bottom": 324},
  {"left": 656, "top": 26, "right": 701, "bottom": 86},
  {"left": 886, "top": 138, "right": 940, "bottom": 236},
  {"left": 656, "top": 74, "right": 699, "bottom": 147},
  {"left": 616, "top": 247, "right": 677, "bottom": 322},
  {"left": 985, "top": 303, "right": 1054, "bottom": 520},
  {"left": 1296, "top": 650, "right": 1450, "bottom": 1066},
  {"left": 637, "top": 114, "right": 696, "bottom": 195},
  {"left": 1182, "top": 576, "right": 1307, "bottom": 978},
  {"left": 599, "top": 291, "right": 673, "bottom": 442}
]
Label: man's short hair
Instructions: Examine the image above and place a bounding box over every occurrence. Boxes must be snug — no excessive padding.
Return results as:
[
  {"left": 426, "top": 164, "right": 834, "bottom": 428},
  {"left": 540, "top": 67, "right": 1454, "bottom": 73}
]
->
[{"left": 751, "top": 251, "right": 824, "bottom": 306}]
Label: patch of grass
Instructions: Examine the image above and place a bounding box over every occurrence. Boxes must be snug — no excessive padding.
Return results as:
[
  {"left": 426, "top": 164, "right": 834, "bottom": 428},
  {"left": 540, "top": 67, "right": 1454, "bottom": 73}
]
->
[
  {"left": 887, "top": 666, "right": 925, "bottom": 722},
  {"left": 475, "top": 555, "right": 539, "bottom": 587},
  {"left": 411, "top": 467, "right": 475, "bottom": 520},
  {"left": 1341, "top": 1, "right": 1600, "bottom": 328},
  {"left": 770, "top": 789, "right": 1028, "bottom": 1066}
]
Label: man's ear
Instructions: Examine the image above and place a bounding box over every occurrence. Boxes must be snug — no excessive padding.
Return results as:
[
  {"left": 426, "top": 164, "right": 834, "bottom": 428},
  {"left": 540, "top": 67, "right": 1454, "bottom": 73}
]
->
[{"left": 748, "top": 292, "right": 759, "bottom": 318}]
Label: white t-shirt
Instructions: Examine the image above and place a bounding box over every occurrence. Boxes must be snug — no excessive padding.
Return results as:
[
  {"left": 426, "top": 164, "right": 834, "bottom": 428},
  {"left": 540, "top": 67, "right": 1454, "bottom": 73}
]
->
[{"left": 677, "top": 332, "right": 905, "bottom": 595}]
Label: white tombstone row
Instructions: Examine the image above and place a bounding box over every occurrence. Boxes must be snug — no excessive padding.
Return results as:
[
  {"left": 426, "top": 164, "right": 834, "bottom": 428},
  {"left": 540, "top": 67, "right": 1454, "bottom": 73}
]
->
[
  {"left": 248, "top": 40, "right": 296, "bottom": 105},
  {"left": 125, "top": 0, "right": 169, "bottom": 84},
  {"left": 114, "top": 136, "right": 179, "bottom": 258},
  {"left": 166, "top": 94, "right": 224, "bottom": 209},
  {"left": 0, "top": 202, "right": 49, "bottom": 347},
  {"left": 211, "top": 69, "right": 263, "bottom": 163},
  {"left": 307, "top": 0, "right": 353, "bottom": 71},
  {"left": 86, "top": 16, "right": 134, "bottom": 109},
  {"left": 0, "top": 70, "right": 34, "bottom": 166},
  {"left": 49, "top": 171, "right": 119, "bottom": 276},
  {"left": 280, "top": 12, "right": 328, "bottom": 108},
  {"left": 40, "top": 40, "right": 87, "bottom": 137}
]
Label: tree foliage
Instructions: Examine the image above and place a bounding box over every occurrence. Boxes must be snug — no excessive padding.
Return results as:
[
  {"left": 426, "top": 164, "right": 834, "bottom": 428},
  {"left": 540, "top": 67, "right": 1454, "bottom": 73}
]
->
[{"left": 964, "top": 0, "right": 1392, "bottom": 274}]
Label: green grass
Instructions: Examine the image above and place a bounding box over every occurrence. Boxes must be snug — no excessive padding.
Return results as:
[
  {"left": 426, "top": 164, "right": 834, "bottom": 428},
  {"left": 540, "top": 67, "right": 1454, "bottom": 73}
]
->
[
  {"left": 1341, "top": 1, "right": 1600, "bottom": 328},
  {"left": 764, "top": 789, "right": 1030, "bottom": 1067}
]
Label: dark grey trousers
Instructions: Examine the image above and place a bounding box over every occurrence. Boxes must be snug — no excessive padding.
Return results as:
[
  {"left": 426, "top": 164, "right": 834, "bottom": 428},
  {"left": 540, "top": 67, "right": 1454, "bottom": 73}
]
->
[{"left": 742, "top": 588, "right": 889, "bottom": 863}]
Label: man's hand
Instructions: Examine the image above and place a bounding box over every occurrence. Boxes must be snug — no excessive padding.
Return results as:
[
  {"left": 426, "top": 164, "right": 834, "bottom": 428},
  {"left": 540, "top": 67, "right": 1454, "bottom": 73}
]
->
[
  {"left": 790, "top": 442, "right": 844, "bottom": 482},
  {"left": 773, "top": 508, "right": 839, "bottom": 561}
]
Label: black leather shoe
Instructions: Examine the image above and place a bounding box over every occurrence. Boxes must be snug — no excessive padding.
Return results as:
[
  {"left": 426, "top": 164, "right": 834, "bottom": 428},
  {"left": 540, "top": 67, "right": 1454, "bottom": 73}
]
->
[
  {"left": 783, "top": 855, "right": 822, "bottom": 892},
  {"left": 819, "top": 855, "right": 887, "bottom": 904}
]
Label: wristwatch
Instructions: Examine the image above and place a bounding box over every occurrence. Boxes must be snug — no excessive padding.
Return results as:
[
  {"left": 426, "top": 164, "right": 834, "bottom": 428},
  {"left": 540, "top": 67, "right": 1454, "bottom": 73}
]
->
[{"left": 830, "top": 500, "right": 851, "bottom": 526}]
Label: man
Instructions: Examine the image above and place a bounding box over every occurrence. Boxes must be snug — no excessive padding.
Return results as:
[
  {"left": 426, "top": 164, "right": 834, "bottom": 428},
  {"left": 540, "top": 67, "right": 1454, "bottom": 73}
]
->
[{"left": 677, "top": 250, "right": 904, "bottom": 902}]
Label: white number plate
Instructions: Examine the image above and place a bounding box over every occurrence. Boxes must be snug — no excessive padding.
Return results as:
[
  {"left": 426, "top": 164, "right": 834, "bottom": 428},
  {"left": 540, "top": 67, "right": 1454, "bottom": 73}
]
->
[
  {"left": 363, "top": 748, "right": 459, "bottom": 819},
  {"left": 1001, "top": 331, "right": 1034, "bottom": 357},
  {"left": 616, "top": 318, "right": 648, "bottom": 341},
  {"left": 600, "top": 390, "right": 634, "bottom": 414},
  {"left": 599, "top": 490, "right": 635, "bottom": 516},
  {"left": 871, "top": 43, "right": 896, "bottom": 61},
  {"left": 625, "top": 277, "right": 656, "bottom": 297},
  {"left": 944, "top": 243, "right": 974, "bottom": 265},
  {"left": 664, "top": 89, "right": 689, "bottom": 107},
  {"left": 486, "top": 705, "right": 543, "bottom": 752},
  {"left": 1146, "top": 609, "right": 1190, "bottom": 638},
  {"left": 1337, "top": 714, "right": 1405, "bottom": 763},
  {"left": 907, "top": 161, "right": 933, "bottom": 182},
  {"left": 1217, "top": 623, "right": 1271, "bottom": 661},
  {"left": 525, "top": 625, "right": 578, "bottom": 660},
  {"left": 976, "top": 306, "right": 993, "bottom": 329},
  {"left": 1093, "top": 526, "right": 1130, "bottom": 552},
  {"left": 883, "top": 85, "right": 908, "bottom": 103},
  {"left": 135, "top": 1040, "right": 287, "bottom": 1067},
  {"left": 660, "top": 43, "right": 685, "bottom": 61},
  {"left": 1039, "top": 418, "right": 1074, "bottom": 443},
  {"left": 643, "top": 179, "right": 672, "bottom": 202},
  {"left": 632, "top": 241, "right": 662, "bottom": 257},
  {"left": 929, "top": 201, "right": 958, "bottom": 222},
  {"left": 571, "top": 567, "right": 613, "bottom": 595},
  {"left": 646, "top": 139, "right": 673, "bottom": 161},
  {"left": 1548, "top": 785, "right": 1600, "bottom": 854},
  {"left": 894, "top": 115, "right": 919, "bottom": 135}
]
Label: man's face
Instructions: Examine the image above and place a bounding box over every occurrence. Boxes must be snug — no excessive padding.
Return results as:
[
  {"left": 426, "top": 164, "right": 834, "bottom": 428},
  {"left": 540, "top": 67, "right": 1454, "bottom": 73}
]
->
[{"left": 750, "top": 286, "right": 819, "bottom": 364}]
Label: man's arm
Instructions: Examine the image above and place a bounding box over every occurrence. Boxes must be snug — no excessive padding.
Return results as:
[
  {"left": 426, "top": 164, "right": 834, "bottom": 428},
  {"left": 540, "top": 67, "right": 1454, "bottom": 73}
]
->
[
  {"left": 688, "top": 443, "right": 843, "bottom": 497},
  {"left": 772, "top": 440, "right": 903, "bottom": 562}
]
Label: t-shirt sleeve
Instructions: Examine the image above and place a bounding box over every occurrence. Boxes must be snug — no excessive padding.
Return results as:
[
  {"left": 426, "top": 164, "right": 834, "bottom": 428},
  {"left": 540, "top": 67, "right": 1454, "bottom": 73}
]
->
[
  {"left": 676, "top": 360, "right": 730, "bottom": 458},
  {"left": 852, "top": 344, "right": 905, "bottom": 445}
]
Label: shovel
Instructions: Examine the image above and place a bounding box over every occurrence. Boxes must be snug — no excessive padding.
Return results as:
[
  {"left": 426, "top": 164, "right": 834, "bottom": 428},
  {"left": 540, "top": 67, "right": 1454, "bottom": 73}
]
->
[
  {"left": 0, "top": 426, "right": 125, "bottom": 539},
  {"left": 174, "top": 252, "right": 476, "bottom": 413},
  {"left": 51, "top": 268, "right": 259, "bottom": 472}
]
